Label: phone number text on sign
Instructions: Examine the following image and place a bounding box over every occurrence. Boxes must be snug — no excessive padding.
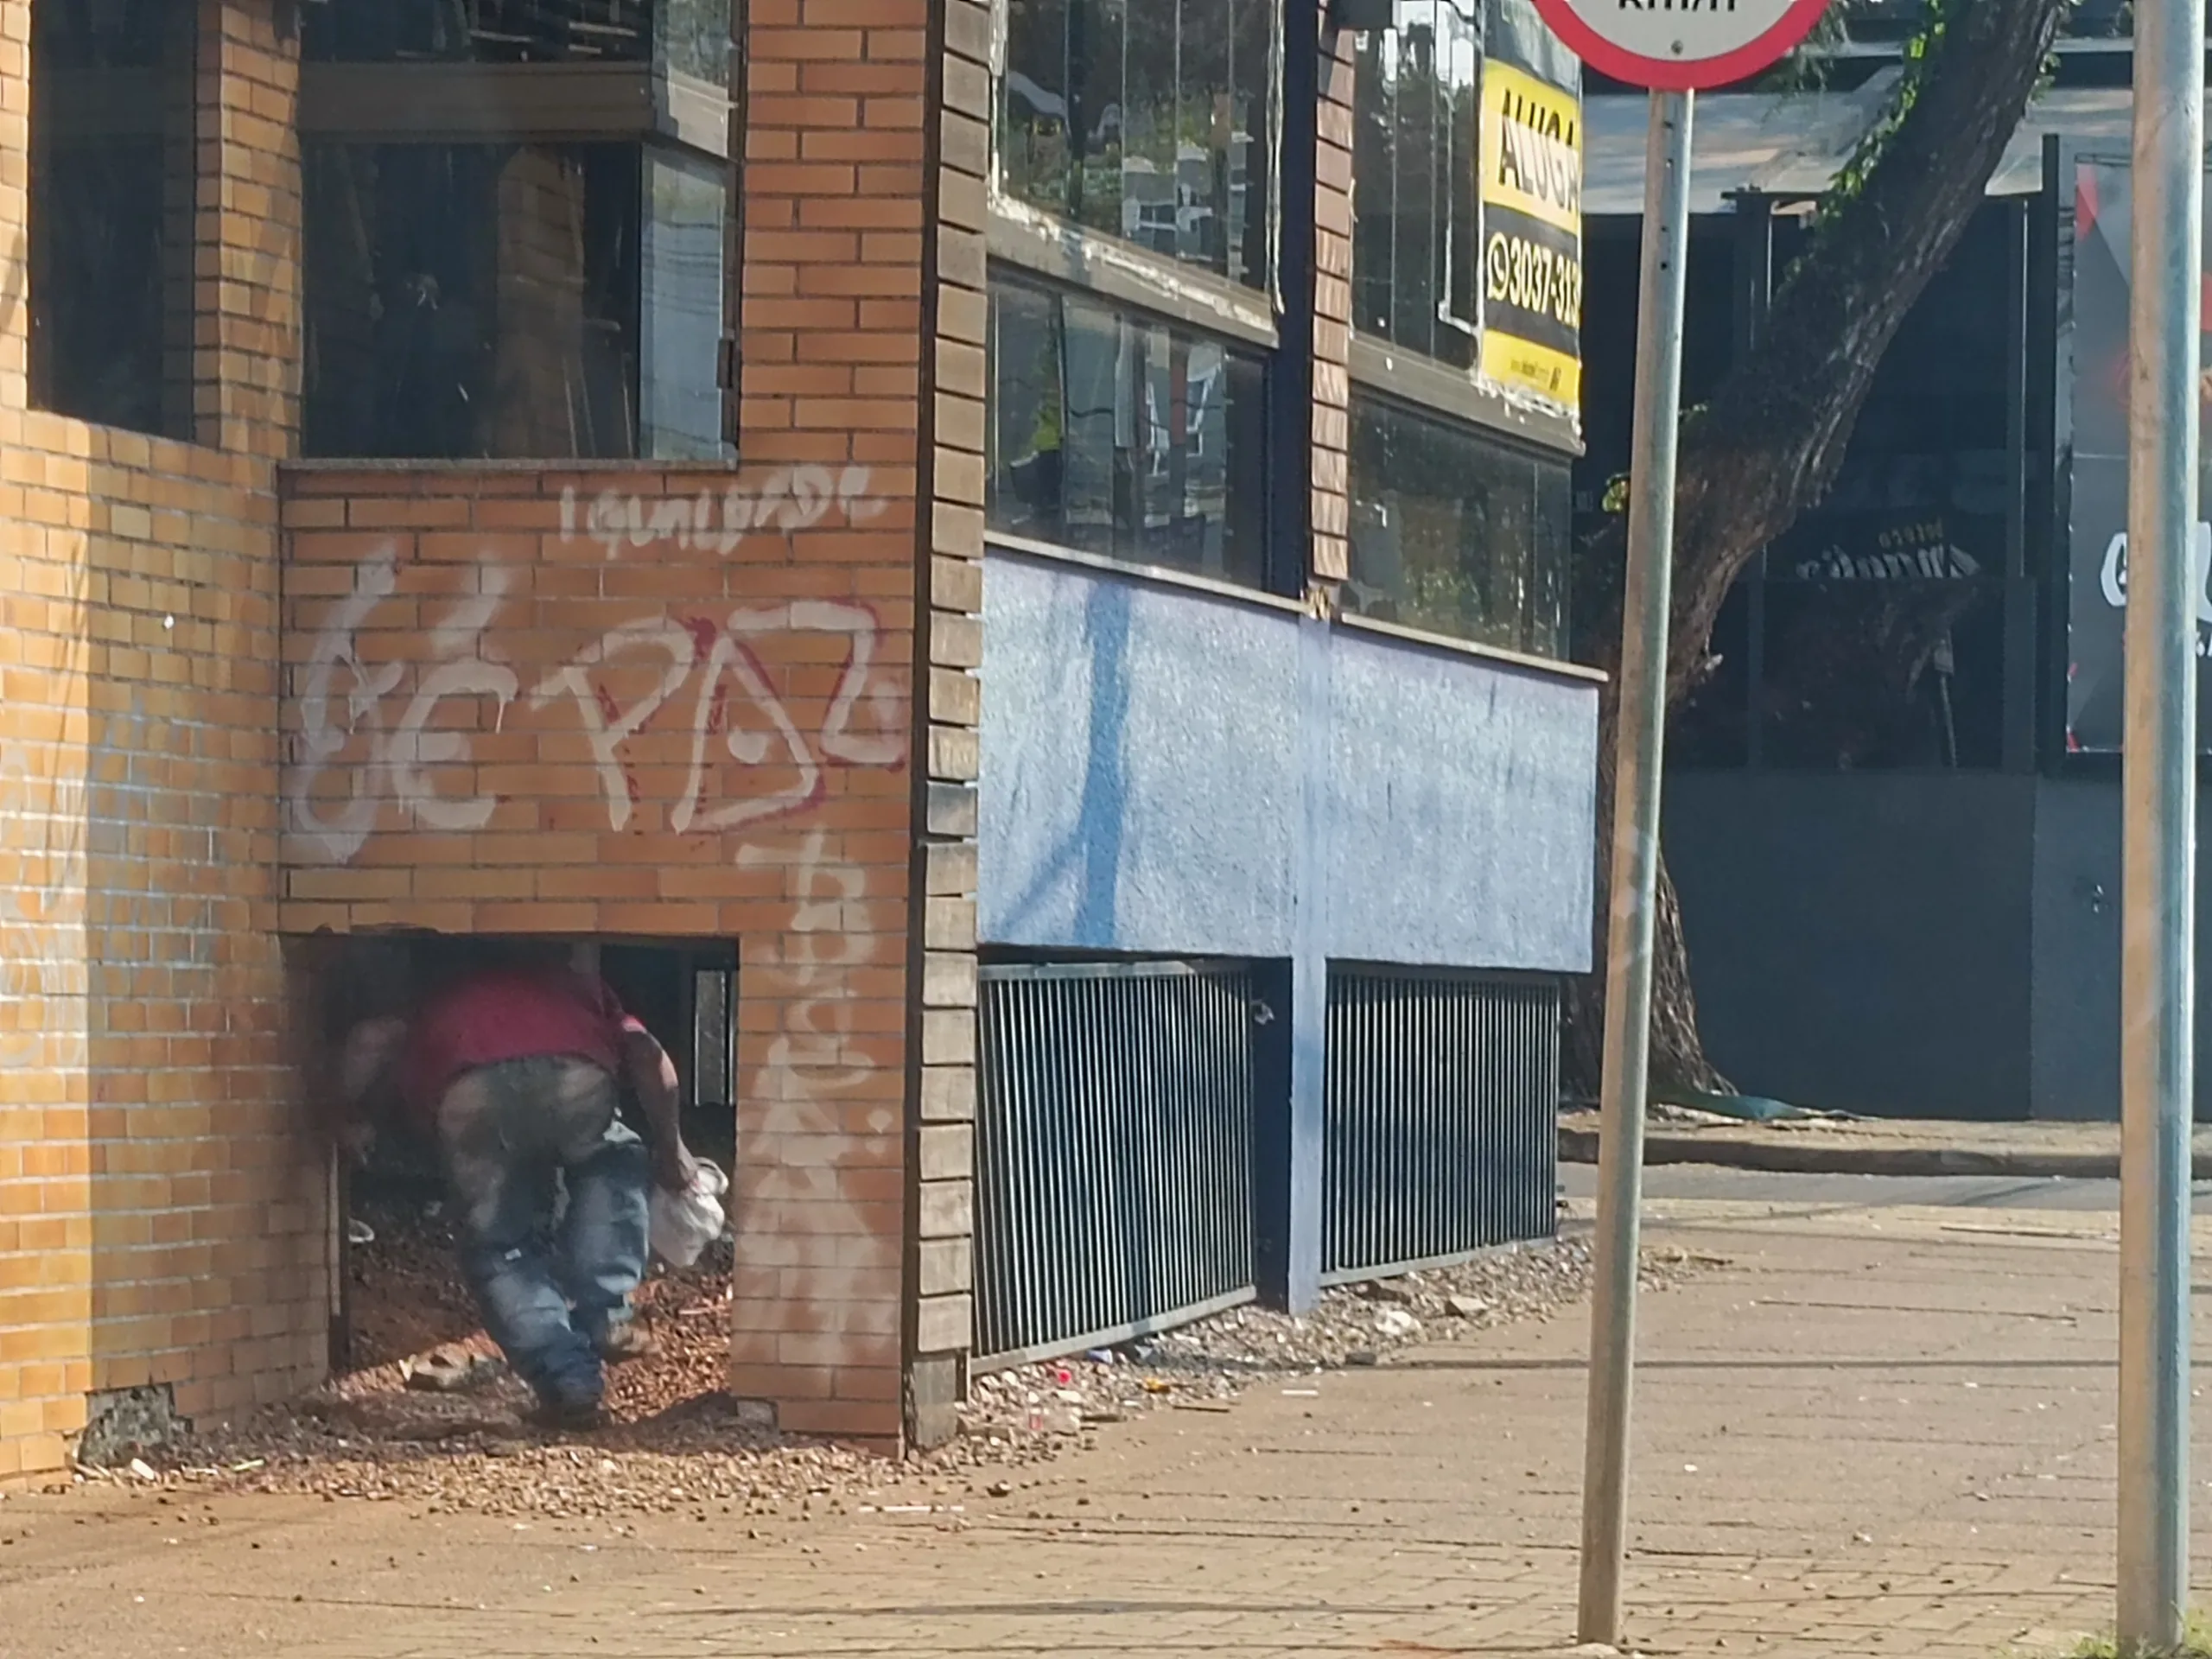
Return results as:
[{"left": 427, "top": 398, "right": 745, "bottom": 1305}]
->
[{"left": 1486, "top": 226, "right": 1584, "bottom": 332}]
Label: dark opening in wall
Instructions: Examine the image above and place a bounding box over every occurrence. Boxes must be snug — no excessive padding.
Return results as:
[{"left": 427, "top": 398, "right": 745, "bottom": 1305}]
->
[
  {"left": 298, "top": 932, "right": 741, "bottom": 1425},
  {"left": 29, "top": 0, "right": 198, "bottom": 438}
]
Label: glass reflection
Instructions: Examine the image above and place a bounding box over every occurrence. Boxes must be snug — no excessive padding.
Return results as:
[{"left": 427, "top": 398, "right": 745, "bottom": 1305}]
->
[
  {"left": 999, "top": 0, "right": 1274, "bottom": 290},
  {"left": 988, "top": 277, "right": 1267, "bottom": 588},
  {"left": 1348, "top": 397, "right": 1568, "bottom": 656},
  {"left": 1351, "top": 0, "right": 1482, "bottom": 369}
]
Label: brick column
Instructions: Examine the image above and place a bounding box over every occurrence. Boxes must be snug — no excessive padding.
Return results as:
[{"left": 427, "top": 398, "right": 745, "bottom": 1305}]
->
[
  {"left": 195, "top": 0, "right": 302, "bottom": 460},
  {"left": 0, "top": 0, "right": 312, "bottom": 1483},
  {"left": 1312, "top": 25, "right": 1357, "bottom": 588},
  {"left": 905, "top": 0, "right": 990, "bottom": 1447},
  {"left": 732, "top": 0, "right": 934, "bottom": 1445}
]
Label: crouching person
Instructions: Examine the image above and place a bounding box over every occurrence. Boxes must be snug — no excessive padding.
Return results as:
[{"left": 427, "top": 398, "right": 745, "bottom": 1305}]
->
[{"left": 340, "top": 954, "right": 696, "bottom": 1427}]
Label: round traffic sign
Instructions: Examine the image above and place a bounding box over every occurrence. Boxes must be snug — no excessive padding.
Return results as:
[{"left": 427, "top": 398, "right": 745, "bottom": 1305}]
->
[{"left": 1529, "top": 0, "right": 1834, "bottom": 92}]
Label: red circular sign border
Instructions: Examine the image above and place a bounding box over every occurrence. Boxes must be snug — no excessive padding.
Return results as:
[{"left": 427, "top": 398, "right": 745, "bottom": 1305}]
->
[{"left": 1530, "top": 0, "right": 1834, "bottom": 92}]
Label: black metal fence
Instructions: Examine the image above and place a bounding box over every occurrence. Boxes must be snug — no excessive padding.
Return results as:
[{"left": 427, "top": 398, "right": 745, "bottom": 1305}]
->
[
  {"left": 973, "top": 959, "right": 1259, "bottom": 1365},
  {"left": 1321, "top": 968, "right": 1559, "bottom": 1281}
]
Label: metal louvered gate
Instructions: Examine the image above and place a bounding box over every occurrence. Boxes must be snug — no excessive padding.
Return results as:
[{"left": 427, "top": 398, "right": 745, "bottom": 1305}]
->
[
  {"left": 974, "top": 960, "right": 1258, "bottom": 1366},
  {"left": 1322, "top": 968, "right": 1559, "bottom": 1281}
]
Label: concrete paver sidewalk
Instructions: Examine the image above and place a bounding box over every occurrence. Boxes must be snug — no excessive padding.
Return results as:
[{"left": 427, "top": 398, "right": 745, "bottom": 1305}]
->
[{"left": 0, "top": 1192, "right": 2200, "bottom": 1659}]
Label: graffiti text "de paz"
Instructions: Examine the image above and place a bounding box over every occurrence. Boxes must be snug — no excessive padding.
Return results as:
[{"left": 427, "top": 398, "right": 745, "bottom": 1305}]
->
[{"left": 291, "top": 550, "right": 904, "bottom": 865}]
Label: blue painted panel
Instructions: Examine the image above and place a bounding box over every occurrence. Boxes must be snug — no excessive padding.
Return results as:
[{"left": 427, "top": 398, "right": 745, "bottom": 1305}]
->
[
  {"left": 977, "top": 550, "right": 1600, "bottom": 973},
  {"left": 1325, "top": 630, "right": 1599, "bottom": 973},
  {"left": 977, "top": 553, "right": 1300, "bottom": 957}
]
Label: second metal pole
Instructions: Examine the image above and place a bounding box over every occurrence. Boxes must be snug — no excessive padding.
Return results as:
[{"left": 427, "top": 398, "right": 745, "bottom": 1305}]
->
[
  {"left": 2118, "top": 0, "right": 2203, "bottom": 1646},
  {"left": 1577, "top": 87, "right": 1694, "bottom": 1651}
]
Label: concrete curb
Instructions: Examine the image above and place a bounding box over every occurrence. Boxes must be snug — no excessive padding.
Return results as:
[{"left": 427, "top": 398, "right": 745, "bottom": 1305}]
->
[{"left": 1556, "top": 1126, "right": 2212, "bottom": 1182}]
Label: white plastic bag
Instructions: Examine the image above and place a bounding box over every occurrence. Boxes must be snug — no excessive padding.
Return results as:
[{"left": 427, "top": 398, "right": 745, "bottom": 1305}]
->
[{"left": 649, "top": 1160, "right": 729, "bottom": 1268}]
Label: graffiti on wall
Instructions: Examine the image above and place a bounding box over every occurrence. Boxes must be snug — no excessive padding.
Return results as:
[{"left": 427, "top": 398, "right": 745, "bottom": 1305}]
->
[
  {"left": 739, "top": 826, "right": 899, "bottom": 1336},
  {"left": 557, "top": 467, "right": 885, "bottom": 561},
  {"left": 0, "top": 710, "right": 196, "bottom": 1071},
  {"left": 289, "top": 476, "right": 906, "bottom": 864},
  {"left": 0, "top": 739, "right": 88, "bottom": 1071}
]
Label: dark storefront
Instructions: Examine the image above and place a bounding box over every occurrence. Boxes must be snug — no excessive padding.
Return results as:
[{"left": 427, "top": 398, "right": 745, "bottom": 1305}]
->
[{"left": 1609, "top": 112, "right": 2212, "bottom": 1120}]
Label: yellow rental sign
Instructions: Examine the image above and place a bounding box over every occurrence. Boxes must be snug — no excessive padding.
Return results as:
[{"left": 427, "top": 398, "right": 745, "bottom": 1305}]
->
[{"left": 1478, "top": 60, "right": 1584, "bottom": 412}]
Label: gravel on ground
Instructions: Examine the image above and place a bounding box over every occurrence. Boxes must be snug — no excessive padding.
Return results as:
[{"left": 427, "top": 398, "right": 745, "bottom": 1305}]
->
[{"left": 78, "top": 1198, "right": 1713, "bottom": 1521}]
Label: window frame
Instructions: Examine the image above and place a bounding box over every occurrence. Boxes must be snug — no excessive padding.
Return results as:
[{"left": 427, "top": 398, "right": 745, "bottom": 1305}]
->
[
  {"left": 986, "top": 0, "right": 1286, "bottom": 353},
  {"left": 296, "top": 23, "right": 739, "bottom": 463},
  {"left": 1344, "top": 382, "right": 1580, "bottom": 664},
  {"left": 984, "top": 265, "right": 1275, "bottom": 592},
  {"left": 1345, "top": 1, "right": 1585, "bottom": 461}
]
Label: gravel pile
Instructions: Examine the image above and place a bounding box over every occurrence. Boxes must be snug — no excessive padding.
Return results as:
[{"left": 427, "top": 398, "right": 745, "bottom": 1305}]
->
[
  {"left": 80, "top": 1230, "right": 1713, "bottom": 1520},
  {"left": 943, "top": 1236, "right": 1701, "bottom": 1460}
]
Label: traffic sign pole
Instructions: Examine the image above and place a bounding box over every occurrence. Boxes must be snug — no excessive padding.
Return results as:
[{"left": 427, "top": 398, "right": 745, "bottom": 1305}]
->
[
  {"left": 1522, "top": 0, "right": 1829, "bottom": 1645},
  {"left": 1574, "top": 88, "right": 1694, "bottom": 1649},
  {"left": 2117, "top": 0, "right": 2203, "bottom": 1646}
]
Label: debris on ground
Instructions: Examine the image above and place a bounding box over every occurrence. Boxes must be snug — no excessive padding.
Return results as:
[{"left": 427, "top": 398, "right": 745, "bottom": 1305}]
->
[
  {"left": 77, "top": 1194, "right": 1713, "bottom": 1520},
  {"left": 949, "top": 1236, "right": 1697, "bottom": 1454}
]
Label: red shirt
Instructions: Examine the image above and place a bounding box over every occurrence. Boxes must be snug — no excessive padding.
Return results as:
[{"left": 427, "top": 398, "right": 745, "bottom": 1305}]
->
[{"left": 402, "top": 968, "right": 646, "bottom": 1128}]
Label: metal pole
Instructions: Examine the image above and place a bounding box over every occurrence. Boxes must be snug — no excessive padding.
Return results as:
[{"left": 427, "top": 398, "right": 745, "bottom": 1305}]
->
[
  {"left": 1577, "top": 87, "right": 1694, "bottom": 1651},
  {"left": 2119, "top": 0, "right": 2203, "bottom": 1648}
]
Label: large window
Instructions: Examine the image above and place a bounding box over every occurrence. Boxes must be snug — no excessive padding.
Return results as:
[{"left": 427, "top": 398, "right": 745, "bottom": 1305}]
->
[
  {"left": 1347, "top": 397, "right": 1568, "bottom": 657},
  {"left": 1668, "top": 203, "right": 2019, "bottom": 772},
  {"left": 300, "top": 0, "right": 731, "bottom": 461},
  {"left": 1351, "top": 0, "right": 1481, "bottom": 369},
  {"left": 29, "top": 0, "right": 197, "bottom": 439},
  {"left": 997, "top": 0, "right": 1274, "bottom": 290},
  {"left": 987, "top": 276, "right": 1268, "bottom": 588}
]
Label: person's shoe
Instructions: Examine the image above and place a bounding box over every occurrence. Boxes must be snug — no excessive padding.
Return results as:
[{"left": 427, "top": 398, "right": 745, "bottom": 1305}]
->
[{"left": 598, "top": 1321, "right": 658, "bottom": 1363}]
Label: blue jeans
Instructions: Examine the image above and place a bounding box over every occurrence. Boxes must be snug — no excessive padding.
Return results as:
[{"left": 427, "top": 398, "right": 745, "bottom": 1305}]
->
[{"left": 435, "top": 1056, "right": 651, "bottom": 1408}]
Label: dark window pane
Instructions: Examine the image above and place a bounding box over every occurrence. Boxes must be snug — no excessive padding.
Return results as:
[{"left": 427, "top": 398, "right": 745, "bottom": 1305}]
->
[
  {"left": 1351, "top": 0, "right": 1481, "bottom": 369},
  {"left": 987, "top": 276, "right": 1267, "bottom": 588},
  {"left": 1346, "top": 397, "right": 1570, "bottom": 656},
  {"left": 1761, "top": 578, "right": 2005, "bottom": 771},
  {"left": 304, "top": 142, "right": 724, "bottom": 461},
  {"left": 306, "top": 0, "right": 657, "bottom": 64},
  {"left": 999, "top": 0, "right": 1272, "bottom": 290},
  {"left": 29, "top": 0, "right": 196, "bottom": 438}
]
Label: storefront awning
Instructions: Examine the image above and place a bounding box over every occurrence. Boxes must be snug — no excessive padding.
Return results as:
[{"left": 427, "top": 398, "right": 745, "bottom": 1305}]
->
[{"left": 1584, "top": 82, "right": 2139, "bottom": 217}]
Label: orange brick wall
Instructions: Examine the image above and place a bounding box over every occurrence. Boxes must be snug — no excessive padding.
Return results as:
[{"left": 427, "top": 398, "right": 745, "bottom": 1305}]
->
[
  {"left": 278, "top": 459, "right": 922, "bottom": 1439},
  {"left": 0, "top": 0, "right": 322, "bottom": 1485},
  {"left": 276, "top": 0, "right": 963, "bottom": 1447},
  {"left": 739, "top": 0, "right": 944, "bottom": 1441}
]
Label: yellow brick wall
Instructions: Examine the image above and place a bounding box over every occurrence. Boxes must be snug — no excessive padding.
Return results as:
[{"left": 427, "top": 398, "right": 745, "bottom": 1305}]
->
[{"left": 0, "top": 0, "right": 321, "bottom": 1485}]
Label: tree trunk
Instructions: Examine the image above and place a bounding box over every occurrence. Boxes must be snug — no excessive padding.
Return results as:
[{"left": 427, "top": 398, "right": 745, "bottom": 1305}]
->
[
  {"left": 1565, "top": 697, "right": 1728, "bottom": 1102},
  {"left": 1563, "top": 0, "right": 2075, "bottom": 1100}
]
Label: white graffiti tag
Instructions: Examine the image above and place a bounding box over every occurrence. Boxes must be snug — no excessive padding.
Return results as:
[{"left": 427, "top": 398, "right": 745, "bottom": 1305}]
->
[
  {"left": 288, "top": 549, "right": 906, "bottom": 862},
  {"left": 291, "top": 553, "right": 518, "bottom": 863},
  {"left": 730, "top": 829, "right": 897, "bottom": 1340},
  {"left": 0, "top": 741, "right": 88, "bottom": 1071},
  {"left": 560, "top": 465, "right": 887, "bottom": 560}
]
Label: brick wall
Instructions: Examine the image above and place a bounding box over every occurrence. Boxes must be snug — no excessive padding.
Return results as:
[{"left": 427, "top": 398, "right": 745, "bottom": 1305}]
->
[
  {"left": 906, "top": 0, "right": 988, "bottom": 1448},
  {"left": 738, "top": 0, "right": 946, "bottom": 1442},
  {"left": 1313, "top": 23, "right": 1356, "bottom": 588},
  {"left": 275, "top": 0, "right": 967, "bottom": 1447},
  {"left": 0, "top": 0, "right": 318, "bottom": 1484},
  {"left": 278, "top": 457, "right": 922, "bottom": 1440}
]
